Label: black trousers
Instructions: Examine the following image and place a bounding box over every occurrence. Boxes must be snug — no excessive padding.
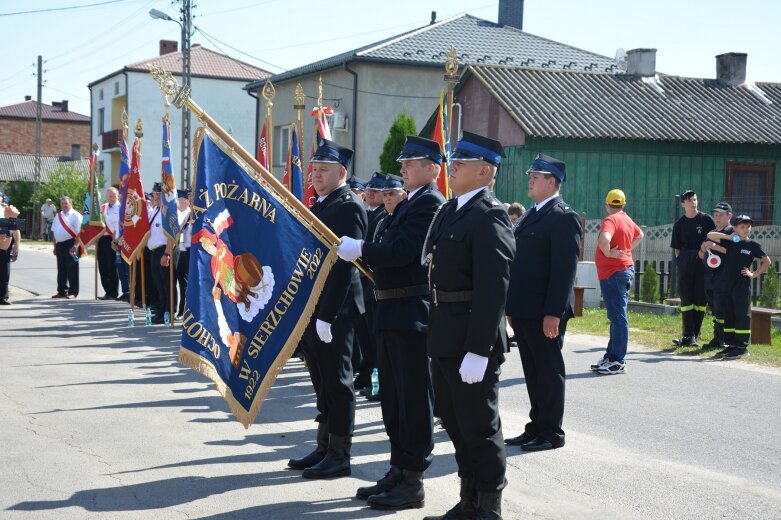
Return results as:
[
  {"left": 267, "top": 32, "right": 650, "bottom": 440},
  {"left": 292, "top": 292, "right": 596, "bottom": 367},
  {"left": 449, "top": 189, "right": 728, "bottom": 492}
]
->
[
  {"left": 705, "top": 272, "right": 727, "bottom": 342},
  {"left": 355, "top": 297, "right": 378, "bottom": 376},
  {"left": 300, "top": 309, "right": 357, "bottom": 437},
  {"left": 0, "top": 246, "right": 10, "bottom": 301},
  {"left": 678, "top": 254, "right": 707, "bottom": 337},
  {"left": 724, "top": 282, "right": 752, "bottom": 349},
  {"left": 512, "top": 317, "right": 568, "bottom": 446},
  {"left": 97, "top": 235, "right": 118, "bottom": 298},
  {"left": 377, "top": 330, "right": 434, "bottom": 472},
  {"left": 148, "top": 246, "right": 176, "bottom": 318},
  {"left": 431, "top": 354, "right": 506, "bottom": 492},
  {"left": 176, "top": 249, "right": 190, "bottom": 315},
  {"left": 55, "top": 239, "right": 79, "bottom": 296}
]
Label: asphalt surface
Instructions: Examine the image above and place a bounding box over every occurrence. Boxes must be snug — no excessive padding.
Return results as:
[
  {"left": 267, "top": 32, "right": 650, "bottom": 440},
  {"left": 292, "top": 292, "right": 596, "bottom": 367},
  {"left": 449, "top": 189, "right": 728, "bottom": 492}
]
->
[{"left": 2, "top": 244, "right": 780, "bottom": 519}]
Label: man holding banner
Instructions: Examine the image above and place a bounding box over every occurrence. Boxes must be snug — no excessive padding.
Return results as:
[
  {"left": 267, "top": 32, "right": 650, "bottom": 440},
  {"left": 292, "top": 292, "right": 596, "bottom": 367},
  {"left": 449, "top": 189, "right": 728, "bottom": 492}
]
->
[
  {"left": 287, "top": 139, "right": 367, "bottom": 480},
  {"left": 146, "top": 183, "right": 175, "bottom": 324},
  {"left": 338, "top": 136, "right": 444, "bottom": 510}
]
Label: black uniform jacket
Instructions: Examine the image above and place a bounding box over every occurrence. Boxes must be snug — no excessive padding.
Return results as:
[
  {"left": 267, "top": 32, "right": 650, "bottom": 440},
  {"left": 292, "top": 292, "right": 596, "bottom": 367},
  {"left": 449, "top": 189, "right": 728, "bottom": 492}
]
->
[
  {"left": 362, "top": 183, "right": 445, "bottom": 333},
  {"left": 425, "top": 189, "right": 516, "bottom": 358},
  {"left": 505, "top": 195, "right": 582, "bottom": 321},
  {"left": 311, "top": 184, "right": 368, "bottom": 323},
  {"left": 359, "top": 205, "right": 388, "bottom": 302}
]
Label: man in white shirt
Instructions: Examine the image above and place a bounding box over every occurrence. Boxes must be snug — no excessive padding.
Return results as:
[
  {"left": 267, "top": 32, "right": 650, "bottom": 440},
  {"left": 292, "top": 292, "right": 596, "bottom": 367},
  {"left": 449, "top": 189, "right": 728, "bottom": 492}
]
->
[
  {"left": 175, "top": 189, "right": 191, "bottom": 318},
  {"left": 97, "top": 187, "right": 120, "bottom": 300},
  {"left": 40, "top": 198, "right": 57, "bottom": 241},
  {"left": 50, "top": 196, "right": 82, "bottom": 299},
  {"left": 146, "top": 183, "right": 174, "bottom": 324}
]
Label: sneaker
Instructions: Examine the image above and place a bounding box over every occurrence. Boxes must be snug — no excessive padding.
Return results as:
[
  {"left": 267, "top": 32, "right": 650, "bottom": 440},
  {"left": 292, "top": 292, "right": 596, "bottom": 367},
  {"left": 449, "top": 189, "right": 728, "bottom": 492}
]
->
[
  {"left": 590, "top": 355, "right": 609, "bottom": 371},
  {"left": 597, "top": 361, "right": 626, "bottom": 375},
  {"left": 673, "top": 336, "right": 698, "bottom": 347},
  {"left": 711, "top": 346, "right": 731, "bottom": 359},
  {"left": 722, "top": 347, "right": 749, "bottom": 360}
]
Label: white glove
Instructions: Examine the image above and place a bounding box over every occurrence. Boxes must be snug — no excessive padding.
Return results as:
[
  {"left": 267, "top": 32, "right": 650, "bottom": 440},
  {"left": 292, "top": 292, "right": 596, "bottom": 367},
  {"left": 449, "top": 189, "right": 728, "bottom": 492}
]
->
[
  {"left": 315, "top": 319, "right": 333, "bottom": 343},
  {"left": 337, "top": 236, "right": 363, "bottom": 262},
  {"left": 459, "top": 352, "right": 489, "bottom": 384}
]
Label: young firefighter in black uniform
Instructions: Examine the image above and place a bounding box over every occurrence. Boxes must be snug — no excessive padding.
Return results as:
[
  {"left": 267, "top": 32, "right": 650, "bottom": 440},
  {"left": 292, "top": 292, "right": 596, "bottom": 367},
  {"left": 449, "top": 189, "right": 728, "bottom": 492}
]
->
[
  {"left": 421, "top": 132, "right": 515, "bottom": 520},
  {"left": 699, "top": 202, "right": 733, "bottom": 349},
  {"left": 338, "top": 137, "right": 445, "bottom": 510},
  {"left": 287, "top": 139, "right": 367, "bottom": 479},
  {"left": 670, "top": 190, "right": 715, "bottom": 346},
  {"left": 707, "top": 215, "right": 771, "bottom": 359}
]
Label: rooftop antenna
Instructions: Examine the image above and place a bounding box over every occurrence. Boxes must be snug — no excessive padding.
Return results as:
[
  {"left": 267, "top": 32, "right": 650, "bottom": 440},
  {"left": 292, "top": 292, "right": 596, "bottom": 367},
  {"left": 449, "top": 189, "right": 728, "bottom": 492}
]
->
[{"left": 615, "top": 48, "right": 627, "bottom": 72}]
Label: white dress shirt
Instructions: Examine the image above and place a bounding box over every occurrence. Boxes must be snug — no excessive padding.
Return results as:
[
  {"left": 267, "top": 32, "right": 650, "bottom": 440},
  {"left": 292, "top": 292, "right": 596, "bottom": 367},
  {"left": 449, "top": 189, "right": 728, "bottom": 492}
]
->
[
  {"left": 534, "top": 193, "right": 559, "bottom": 212},
  {"left": 178, "top": 208, "right": 192, "bottom": 251},
  {"left": 146, "top": 207, "right": 167, "bottom": 249},
  {"left": 456, "top": 187, "right": 486, "bottom": 211},
  {"left": 102, "top": 203, "right": 120, "bottom": 237},
  {"left": 51, "top": 209, "right": 82, "bottom": 242}
]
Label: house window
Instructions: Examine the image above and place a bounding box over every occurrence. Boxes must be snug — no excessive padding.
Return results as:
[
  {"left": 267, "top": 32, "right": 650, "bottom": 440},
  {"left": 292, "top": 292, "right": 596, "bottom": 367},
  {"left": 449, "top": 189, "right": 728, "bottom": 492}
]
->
[
  {"left": 98, "top": 107, "right": 105, "bottom": 134},
  {"left": 114, "top": 81, "right": 119, "bottom": 95},
  {"left": 99, "top": 160, "right": 105, "bottom": 174},
  {"left": 726, "top": 162, "right": 775, "bottom": 225},
  {"left": 71, "top": 144, "right": 81, "bottom": 159},
  {"left": 274, "top": 124, "right": 291, "bottom": 167},
  {"left": 99, "top": 89, "right": 104, "bottom": 101}
]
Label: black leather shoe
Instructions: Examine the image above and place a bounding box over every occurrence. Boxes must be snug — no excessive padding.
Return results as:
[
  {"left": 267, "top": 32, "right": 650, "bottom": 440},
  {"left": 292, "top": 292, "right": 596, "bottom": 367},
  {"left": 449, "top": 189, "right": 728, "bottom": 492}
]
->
[
  {"left": 288, "top": 423, "right": 328, "bottom": 469},
  {"left": 504, "top": 432, "right": 535, "bottom": 446},
  {"left": 520, "top": 437, "right": 561, "bottom": 452},
  {"left": 367, "top": 471, "right": 425, "bottom": 510},
  {"left": 302, "top": 434, "right": 351, "bottom": 479},
  {"left": 353, "top": 373, "right": 371, "bottom": 390},
  {"left": 356, "top": 466, "right": 402, "bottom": 500}
]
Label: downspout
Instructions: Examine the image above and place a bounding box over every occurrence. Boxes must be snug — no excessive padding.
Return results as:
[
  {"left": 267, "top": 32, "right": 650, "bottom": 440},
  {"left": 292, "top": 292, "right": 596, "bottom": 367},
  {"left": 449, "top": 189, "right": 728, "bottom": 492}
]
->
[
  {"left": 247, "top": 86, "right": 260, "bottom": 160},
  {"left": 343, "top": 62, "right": 358, "bottom": 177}
]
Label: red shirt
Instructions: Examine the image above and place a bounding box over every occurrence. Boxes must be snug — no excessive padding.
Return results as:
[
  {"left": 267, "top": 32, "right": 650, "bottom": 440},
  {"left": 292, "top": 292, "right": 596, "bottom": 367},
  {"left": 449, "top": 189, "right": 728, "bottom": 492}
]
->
[{"left": 595, "top": 211, "right": 642, "bottom": 280}]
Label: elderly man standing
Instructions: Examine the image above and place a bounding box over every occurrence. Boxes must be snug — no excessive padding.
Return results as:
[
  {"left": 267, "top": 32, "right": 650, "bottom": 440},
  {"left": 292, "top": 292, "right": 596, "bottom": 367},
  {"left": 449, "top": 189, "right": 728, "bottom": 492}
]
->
[
  {"left": 505, "top": 154, "right": 581, "bottom": 452},
  {"left": 146, "top": 183, "right": 174, "bottom": 324},
  {"left": 50, "top": 196, "right": 82, "bottom": 299},
  {"left": 40, "top": 198, "right": 57, "bottom": 241},
  {"left": 422, "top": 132, "right": 515, "bottom": 520},
  {"left": 98, "top": 187, "right": 120, "bottom": 300},
  {"left": 338, "top": 136, "right": 445, "bottom": 510},
  {"left": 287, "top": 139, "right": 367, "bottom": 480}
]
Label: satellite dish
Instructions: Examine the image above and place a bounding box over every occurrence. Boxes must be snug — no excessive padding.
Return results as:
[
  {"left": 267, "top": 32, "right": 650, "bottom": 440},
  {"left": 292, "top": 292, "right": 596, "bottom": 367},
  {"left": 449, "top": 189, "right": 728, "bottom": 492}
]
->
[{"left": 615, "top": 48, "right": 627, "bottom": 71}]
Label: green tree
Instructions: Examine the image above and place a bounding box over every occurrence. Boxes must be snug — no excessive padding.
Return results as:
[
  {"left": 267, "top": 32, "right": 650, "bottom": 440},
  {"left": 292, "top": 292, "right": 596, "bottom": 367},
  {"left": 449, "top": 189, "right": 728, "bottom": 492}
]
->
[
  {"left": 379, "top": 112, "right": 416, "bottom": 175},
  {"left": 641, "top": 261, "right": 660, "bottom": 303},
  {"left": 30, "top": 164, "right": 89, "bottom": 211},
  {"left": 0, "top": 181, "right": 34, "bottom": 212},
  {"left": 759, "top": 263, "right": 780, "bottom": 309}
]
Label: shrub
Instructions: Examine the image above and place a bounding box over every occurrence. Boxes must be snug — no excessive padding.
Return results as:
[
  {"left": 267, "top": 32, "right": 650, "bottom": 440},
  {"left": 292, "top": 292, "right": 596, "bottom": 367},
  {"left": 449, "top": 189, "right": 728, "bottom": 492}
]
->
[
  {"left": 759, "top": 264, "right": 780, "bottom": 309},
  {"left": 379, "top": 112, "right": 416, "bottom": 175},
  {"left": 641, "top": 261, "right": 660, "bottom": 303}
]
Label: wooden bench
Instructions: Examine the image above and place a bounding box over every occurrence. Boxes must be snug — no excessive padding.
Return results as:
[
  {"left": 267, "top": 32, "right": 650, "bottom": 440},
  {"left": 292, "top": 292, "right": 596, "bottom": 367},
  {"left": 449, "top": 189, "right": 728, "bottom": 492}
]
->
[
  {"left": 751, "top": 307, "right": 781, "bottom": 345},
  {"left": 573, "top": 286, "right": 595, "bottom": 317},
  {"left": 664, "top": 298, "right": 681, "bottom": 306}
]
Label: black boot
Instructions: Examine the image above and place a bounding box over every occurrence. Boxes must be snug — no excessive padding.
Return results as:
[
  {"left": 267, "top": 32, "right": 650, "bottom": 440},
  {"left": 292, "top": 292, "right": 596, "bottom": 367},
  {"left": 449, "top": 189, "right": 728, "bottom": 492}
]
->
[
  {"left": 356, "top": 465, "right": 402, "bottom": 500},
  {"left": 287, "top": 422, "right": 328, "bottom": 469},
  {"left": 302, "top": 434, "right": 351, "bottom": 479},
  {"left": 423, "top": 477, "right": 476, "bottom": 520},
  {"left": 474, "top": 491, "right": 502, "bottom": 520},
  {"left": 367, "top": 469, "right": 425, "bottom": 510}
]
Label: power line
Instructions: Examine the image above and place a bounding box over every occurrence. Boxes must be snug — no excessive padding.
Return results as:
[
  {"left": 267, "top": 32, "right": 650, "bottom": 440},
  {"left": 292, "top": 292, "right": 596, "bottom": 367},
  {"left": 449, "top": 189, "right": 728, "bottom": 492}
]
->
[
  {"left": 194, "top": 27, "right": 286, "bottom": 72},
  {"left": 0, "top": 0, "right": 134, "bottom": 17}
]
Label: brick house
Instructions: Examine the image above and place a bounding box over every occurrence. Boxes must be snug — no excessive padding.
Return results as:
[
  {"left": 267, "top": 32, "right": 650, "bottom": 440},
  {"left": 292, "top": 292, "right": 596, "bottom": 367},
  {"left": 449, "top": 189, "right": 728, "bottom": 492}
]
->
[{"left": 0, "top": 98, "right": 90, "bottom": 159}]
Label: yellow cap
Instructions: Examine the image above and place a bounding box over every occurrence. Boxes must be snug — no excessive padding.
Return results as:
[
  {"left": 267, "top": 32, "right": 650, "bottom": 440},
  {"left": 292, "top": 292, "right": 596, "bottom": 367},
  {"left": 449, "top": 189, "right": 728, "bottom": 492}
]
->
[{"left": 605, "top": 189, "right": 626, "bottom": 206}]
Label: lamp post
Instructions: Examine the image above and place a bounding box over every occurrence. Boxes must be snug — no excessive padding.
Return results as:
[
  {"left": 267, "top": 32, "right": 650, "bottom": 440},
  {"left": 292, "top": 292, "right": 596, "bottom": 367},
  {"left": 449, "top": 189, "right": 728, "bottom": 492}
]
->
[{"left": 150, "top": 4, "right": 192, "bottom": 189}]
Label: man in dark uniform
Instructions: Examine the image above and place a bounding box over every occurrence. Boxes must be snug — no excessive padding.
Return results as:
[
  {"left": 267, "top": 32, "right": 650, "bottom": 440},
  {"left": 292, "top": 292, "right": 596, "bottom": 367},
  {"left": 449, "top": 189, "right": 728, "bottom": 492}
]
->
[
  {"left": 353, "top": 173, "right": 387, "bottom": 392},
  {"left": 338, "top": 136, "right": 445, "bottom": 510},
  {"left": 671, "top": 190, "right": 715, "bottom": 346},
  {"left": 145, "top": 183, "right": 175, "bottom": 324},
  {"left": 699, "top": 202, "right": 733, "bottom": 349},
  {"left": 287, "top": 139, "right": 367, "bottom": 479},
  {"left": 175, "top": 189, "right": 192, "bottom": 318},
  {"left": 421, "top": 132, "right": 515, "bottom": 520},
  {"left": 505, "top": 153, "right": 581, "bottom": 453}
]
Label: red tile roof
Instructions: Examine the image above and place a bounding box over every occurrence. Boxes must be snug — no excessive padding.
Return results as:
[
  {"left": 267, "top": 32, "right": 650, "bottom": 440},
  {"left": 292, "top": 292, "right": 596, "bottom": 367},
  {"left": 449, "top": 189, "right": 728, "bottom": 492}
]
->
[
  {"left": 126, "top": 45, "right": 271, "bottom": 82},
  {"left": 0, "top": 101, "right": 90, "bottom": 122}
]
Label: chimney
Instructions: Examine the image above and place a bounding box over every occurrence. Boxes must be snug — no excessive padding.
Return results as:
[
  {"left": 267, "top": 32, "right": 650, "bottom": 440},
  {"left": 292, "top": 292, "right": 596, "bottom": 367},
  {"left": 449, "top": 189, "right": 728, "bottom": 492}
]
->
[
  {"left": 716, "top": 52, "right": 747, "bottom": 86},
  {"left": 498, "top": 0, "right": 524, "bottom": 30},
  {"left": 626, "top": 48, "right": 656, "bottom": 77},
  {"left": 159, "top": 39, "right": 178, "bottom": 56},
  {"left": 52, "top": 100, "right": 68, "bottom": 112},
  {"left": 430, "top": 11, "right": 436, "bottom": 25},
  {"left": 24, "top": 95, "right": 31, "bottom": 101}
]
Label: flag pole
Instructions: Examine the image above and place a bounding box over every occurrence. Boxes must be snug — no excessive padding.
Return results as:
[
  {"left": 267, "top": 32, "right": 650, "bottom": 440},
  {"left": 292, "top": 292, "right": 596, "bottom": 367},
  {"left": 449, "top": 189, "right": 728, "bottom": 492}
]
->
[
  {"left": 444, "top": 48, "right": 460, "bottom": 145},
  {"left": 294, "top": 82, "right": 305, "bottom": 189},
  {"left": 263, "top": 80, "right": 275, "bottom": 175},
  {"left": 130, "top": 258, "right": 136, "bottom": 312},
  {"left": 149, "top": 67, "right": 374, "bottom": 283}
]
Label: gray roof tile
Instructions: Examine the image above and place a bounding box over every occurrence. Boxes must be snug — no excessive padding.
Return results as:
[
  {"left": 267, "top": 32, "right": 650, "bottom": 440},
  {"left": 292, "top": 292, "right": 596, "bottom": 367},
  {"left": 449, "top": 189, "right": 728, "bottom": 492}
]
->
[{"left": 0, "top": 153, "right": 89, "bottom": 183}]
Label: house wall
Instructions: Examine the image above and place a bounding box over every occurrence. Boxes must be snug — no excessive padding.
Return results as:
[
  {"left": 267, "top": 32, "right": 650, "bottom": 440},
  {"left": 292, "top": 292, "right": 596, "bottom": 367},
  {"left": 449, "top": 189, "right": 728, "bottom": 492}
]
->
[
  {"left": 0, "top": 117, "right": 89, "bottom": 157},
  {"left": 495, "top": 138, "right": 781, "bottom": 226},
  {"left": 457, "top": 75, "right": 525, "bottom": 147}
]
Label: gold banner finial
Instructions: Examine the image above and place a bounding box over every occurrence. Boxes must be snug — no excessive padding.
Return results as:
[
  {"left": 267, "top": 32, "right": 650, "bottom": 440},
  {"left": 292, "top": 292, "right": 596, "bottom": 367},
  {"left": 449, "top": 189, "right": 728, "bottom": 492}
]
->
[
  {"left": 445, "top": 47, "right": 459, "bottom": 83},
  {"left": 262, "top": 80, "right": 275, "bottom": 117},
  {"left": 121, "top": 108, "right": 129, "bottom": 129},
  {"left": 134, "top": 118, "right": 143, "bottom": 138},
  {"left": 294, "top": 83, "right": 305, "bottom": 110},
  {"left": 149, "top": 66, "right": 191, "bottom": 110},
  {"left": 317, "top": 75, "right": 323, "bottom": 107}
]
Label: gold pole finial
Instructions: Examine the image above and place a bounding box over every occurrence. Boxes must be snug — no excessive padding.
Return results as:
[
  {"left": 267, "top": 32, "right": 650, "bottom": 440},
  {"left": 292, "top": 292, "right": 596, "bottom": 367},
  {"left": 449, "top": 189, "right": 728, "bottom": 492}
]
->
[
  {"left": 317, "top": 75, "right": 323, "bottom": 107},
  {"left": 149, "top": 66, "right": 191, "bottom": 110},
  {"left": 445, "top": 47, "right": 459, "bottom": 84},
  {"left": 121, "top": 108, "right": 129, "bottom": 129},
  {"left": 294, "top": 83, "right": 305, "bottom": 109},
  {"left": 262, "top": 80, "right": 276, "bottom": 117},
  {"left": 134, "top": 118, "right": 143, "bottom": 138}
]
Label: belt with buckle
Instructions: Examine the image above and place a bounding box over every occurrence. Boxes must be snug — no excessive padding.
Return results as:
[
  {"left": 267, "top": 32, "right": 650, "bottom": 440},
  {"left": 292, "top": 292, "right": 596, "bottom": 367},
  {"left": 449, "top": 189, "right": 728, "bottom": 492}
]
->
[
  {"left": 374, "top": 284, "right": 430, "bottom": 301},
  {"left": 432, "top": 288, "right": 473, "bottom": 305}
]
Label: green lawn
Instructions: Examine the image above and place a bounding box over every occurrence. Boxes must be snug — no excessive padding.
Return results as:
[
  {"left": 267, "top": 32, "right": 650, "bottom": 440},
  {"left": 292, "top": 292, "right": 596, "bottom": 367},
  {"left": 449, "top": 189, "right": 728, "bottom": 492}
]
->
[{"left": 569, "top": 307, "right": 781, "bottom": 367}]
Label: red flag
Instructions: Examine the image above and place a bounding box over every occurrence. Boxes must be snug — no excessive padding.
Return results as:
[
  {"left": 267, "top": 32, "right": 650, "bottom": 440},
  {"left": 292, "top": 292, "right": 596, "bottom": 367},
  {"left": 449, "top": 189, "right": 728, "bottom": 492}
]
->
[
  {"left": 119, "top": 137, "right": 150, "bottom": 263},
  {"left": 257, "top": 123, "right": 269, "bottom": 171},
  {"left": 78, "top": 146, "right": 105, "bottom": 249},
  {"left": 303, "top": 106, "right": 333, "bottom": 208},
  {"left": 431, "top": 90, "right": 452, "bottom": 199}
]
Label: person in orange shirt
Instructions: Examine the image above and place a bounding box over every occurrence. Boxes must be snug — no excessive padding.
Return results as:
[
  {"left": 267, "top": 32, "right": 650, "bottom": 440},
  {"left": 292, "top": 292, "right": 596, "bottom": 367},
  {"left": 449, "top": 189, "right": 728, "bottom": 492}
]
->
[{"left": 592, "top": 189, "right": 644, "bottom": 375}]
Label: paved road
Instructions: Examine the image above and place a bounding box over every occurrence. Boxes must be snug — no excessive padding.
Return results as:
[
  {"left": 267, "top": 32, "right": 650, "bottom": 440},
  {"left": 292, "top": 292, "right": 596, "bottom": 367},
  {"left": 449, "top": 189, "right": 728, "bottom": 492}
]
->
[{"left": 2, "top": 245, "right": 780, "bottom": 519}]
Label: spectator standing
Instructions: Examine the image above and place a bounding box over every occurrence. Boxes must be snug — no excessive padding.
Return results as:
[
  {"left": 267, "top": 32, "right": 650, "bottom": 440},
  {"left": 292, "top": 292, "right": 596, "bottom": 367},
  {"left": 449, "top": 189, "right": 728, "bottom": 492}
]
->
[
  {"left": 50, "top": 196, "right": 82, "bottom": 299},
  {"left": 507, "top": 202, "right": 525, "bottom": 230},
  {"left": 40, "top": 198, "right": 57, "bottom": 241},
  {"left": 97, "top": 188, "right": 120, "bottom": 300},
  {"left": 699, "top": 202, "right": 733, "bottom": 349},
  {"left": 591, "top": 189, "right": 644, "bottom": 375},
  {"left": 0, "top": 192, "right": 21, "bottom": 304}
]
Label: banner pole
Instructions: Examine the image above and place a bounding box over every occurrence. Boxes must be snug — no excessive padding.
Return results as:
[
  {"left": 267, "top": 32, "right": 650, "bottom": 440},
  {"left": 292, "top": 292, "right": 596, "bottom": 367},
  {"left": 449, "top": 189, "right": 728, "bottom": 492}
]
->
[
  {"left": 149, "top": 68, "right": 374, "bottom": 282},
  {"left": 140, "top": 249, "right": 147, "bottom": 309},
  {"left": 94, "top": 239, "right": 99, "bottom": 300},
  {"left": 263, "top": 81, "right": 275, "bottom": 175},
  {"left": 129, "top": 258, "right": 136, "bottom": 311},
  {"left": 169, "top": 240, "right": 175, "bottom": 327},
  {"left": 444, "top": 47, "right": 460, "bottom": 146},
  {"left": 294, "top": 82, "right": 305, "bottom": 191}
]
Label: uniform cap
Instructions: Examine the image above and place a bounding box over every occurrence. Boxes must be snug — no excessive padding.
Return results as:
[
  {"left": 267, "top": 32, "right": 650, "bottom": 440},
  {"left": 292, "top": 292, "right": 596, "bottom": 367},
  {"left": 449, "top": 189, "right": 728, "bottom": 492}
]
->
[
  {"left": 680, "top": 189, "right": 696, "bottom": 201},
  {"left": 527, "top": 153, "right": 567, "bottom": 182},
  {"left": 713, "top": 202, "right": 732, "bottom": 213},
  {"left": 380, "top": 174, "right": 404, "bottom": 191},
  {"left": 152, "top": 182, "right": 162, "bottom": 193},
  {"left": 605, "top": 189, "right": 626, "bottom": 206},
  {"left": 734, "top": 214, "right": 753, "bottom": 225},
  {"left": 348, "top": 177, "right": 366, "bottom": 192},
  {"left": 366, "top": 171, "right": 387, "bottom": 190},
  {"left": 450, "top": 131, "right": 505, "bottom": 167},
  {"left": 178, "top": 189, "right": 191, "bottom": 199},
  {"left": 397, "top": 135, "right": 444, "bottom": 164},
  {"left": 311, "top": 138, "right": 353, "bottom": 168}
]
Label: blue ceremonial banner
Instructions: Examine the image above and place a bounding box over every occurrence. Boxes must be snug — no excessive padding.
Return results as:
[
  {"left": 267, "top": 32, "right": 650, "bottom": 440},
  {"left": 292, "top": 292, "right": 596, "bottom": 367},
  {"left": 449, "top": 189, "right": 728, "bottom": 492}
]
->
[
  {"left": 180, "top": 128, "right": 337, "bottom": 427},
  {"left": 288, "top": 125, "right": 303, "bottom": 200},
  {"left": 160, "top": 115, "right": 180, "bottom": 243},
  {"left": 117, "top": 131, "right": 131, "bottom": 241}
]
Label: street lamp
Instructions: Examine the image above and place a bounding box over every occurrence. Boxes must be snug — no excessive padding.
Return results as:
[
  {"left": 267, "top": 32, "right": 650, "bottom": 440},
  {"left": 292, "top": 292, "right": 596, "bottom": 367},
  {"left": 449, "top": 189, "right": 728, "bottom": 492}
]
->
[{"left": 149, "top": 5, "right": 192, "bottom": 189}]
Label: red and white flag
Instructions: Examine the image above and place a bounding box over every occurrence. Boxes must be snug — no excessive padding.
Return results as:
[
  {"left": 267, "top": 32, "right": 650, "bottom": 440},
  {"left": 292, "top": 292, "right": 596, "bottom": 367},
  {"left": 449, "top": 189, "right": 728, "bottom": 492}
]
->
[
  {"left": 303, "top": 106, "right": 333, "bottom": 208},
  {"left": 257, "top": 123, "right": 269, "bottom": 171}
]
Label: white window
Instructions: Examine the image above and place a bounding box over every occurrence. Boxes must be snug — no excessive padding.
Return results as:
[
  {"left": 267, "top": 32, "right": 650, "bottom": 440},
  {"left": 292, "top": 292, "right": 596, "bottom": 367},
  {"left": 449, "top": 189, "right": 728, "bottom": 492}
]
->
[
  {"left": 98, "top": 108, "right": 105, "bottom": 134},
  {"left": 273, "top": 125, "right": 291, "bottom": 166},
  {"left": 114, "top": 81, "right": 119, "bottom": 95},
  {"left": 99, "top": 89, "right": 103, "bottom": 101}
]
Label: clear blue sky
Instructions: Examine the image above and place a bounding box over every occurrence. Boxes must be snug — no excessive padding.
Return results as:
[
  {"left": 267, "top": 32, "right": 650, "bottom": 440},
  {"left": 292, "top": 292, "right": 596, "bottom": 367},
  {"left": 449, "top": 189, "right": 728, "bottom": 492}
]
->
[{"left": 1, "top": 0, "right": 779, "bottom": 117}]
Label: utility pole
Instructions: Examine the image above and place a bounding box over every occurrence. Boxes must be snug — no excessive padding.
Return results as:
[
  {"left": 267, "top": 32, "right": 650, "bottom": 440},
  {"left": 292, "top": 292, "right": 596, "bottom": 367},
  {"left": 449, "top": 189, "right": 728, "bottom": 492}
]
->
[
  {"left": 33, "top": 55, "right": 43, "bottom": 239},
  {"left": 180, "top": 0, "right": 192, "bottom": 189}
]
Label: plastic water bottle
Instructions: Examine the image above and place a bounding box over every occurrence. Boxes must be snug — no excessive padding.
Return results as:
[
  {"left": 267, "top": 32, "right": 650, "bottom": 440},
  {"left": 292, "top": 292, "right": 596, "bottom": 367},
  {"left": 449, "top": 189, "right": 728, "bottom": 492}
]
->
[
  {"left": 163, "top": 311, "right": 170, "bottom": 326},
  {"left": 71, "top": 253, "right": 80, "bottom": 262},
  {"left": 127, "top": 309, "right": 135, "bottom": 327},
  {"left": 371, "top": 368, "right": 380, "bottom": 397},
  {"left": 145, "top": 307, "right": 152, "bottom": 327},
  {"left": 732, "top": 234, "right": 741, "bottom": 243}
]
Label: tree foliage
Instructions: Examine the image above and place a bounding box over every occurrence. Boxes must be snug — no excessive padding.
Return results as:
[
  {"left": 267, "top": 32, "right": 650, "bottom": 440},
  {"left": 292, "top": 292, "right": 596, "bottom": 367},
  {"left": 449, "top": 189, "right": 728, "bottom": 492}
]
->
[
  {"left": 0, "top": 181, "right": 34, "bottom": 212},
  {"left": 641, "top": 261, "right": 660, "bottom": 303},
  {"left": 759, "top": 263, "right": 780, "bottom": 309},
  {"left": 379, "top": 112, "right": 416, "bottom": 175},
  {"left": 30, "top": 165, "right": 89, "bottom": 210}
]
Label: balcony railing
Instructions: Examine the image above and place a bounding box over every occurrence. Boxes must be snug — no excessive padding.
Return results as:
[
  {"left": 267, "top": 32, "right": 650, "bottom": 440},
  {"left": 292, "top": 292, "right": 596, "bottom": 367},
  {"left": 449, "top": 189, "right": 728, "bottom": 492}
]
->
[{"left": 101, "top": 129, "right": 123, "bottom": 151}]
